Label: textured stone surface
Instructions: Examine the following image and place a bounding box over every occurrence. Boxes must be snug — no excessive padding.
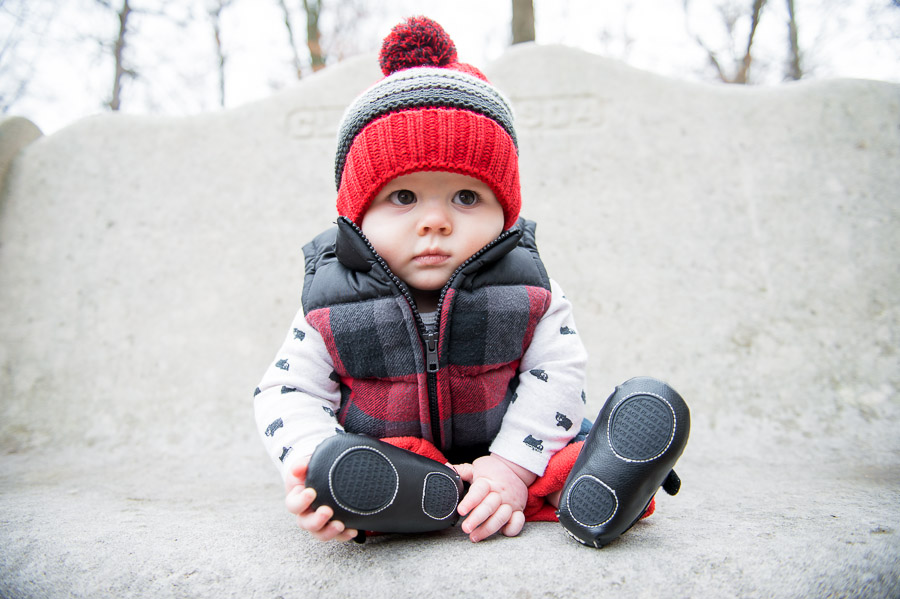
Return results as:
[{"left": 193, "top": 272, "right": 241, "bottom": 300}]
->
[{"left": 1, "top": 44, "right": 898, "bottom": 597}]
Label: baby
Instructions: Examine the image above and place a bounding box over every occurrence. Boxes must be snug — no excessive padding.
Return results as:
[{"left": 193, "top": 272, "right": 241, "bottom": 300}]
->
[{"left": 255, "top": 16, "right": 689, "bottom": 547}]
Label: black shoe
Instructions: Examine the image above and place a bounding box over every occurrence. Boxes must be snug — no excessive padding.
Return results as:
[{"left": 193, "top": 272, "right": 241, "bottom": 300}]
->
[
  {"left": 306, "top": 433, "right": 464, "bottom": 535},
  {"left": 557, "top": 377, "right": 690, "bottom": 547}
]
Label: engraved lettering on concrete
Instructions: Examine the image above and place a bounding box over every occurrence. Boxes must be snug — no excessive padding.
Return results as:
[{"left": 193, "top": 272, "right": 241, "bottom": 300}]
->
[
  {"left": 286, "top": 106, "right": 345, "bottom": 139},
  {"left": 285, "top": 97, "right": 605, "bottom": 138},
  {"left": 512, "top": 95, "right": 607, "bottom": 130}
]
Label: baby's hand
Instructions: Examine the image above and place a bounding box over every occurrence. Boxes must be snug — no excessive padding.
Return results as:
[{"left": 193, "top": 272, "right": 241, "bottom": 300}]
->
[
  {"left": 454, "top": 454, "right": 537, "bottom": 542},
  {"left": 284, "top": 456, "right": 359, "bottom": 542}
]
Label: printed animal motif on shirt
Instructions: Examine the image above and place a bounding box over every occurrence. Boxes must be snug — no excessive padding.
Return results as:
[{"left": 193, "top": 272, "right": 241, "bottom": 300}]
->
[
  {"left": 265, "top": 418, "right": 284, "bottom": 437},
  {"left": 276, "top": 359, "right": 290, "bottom": 371},
  {"left": 279, "top": 446, "right": 292, "bottom": 462},
  {"left": 293, "top": 328, "right": 306, "bottom": 341},
  {"left": 524, "top": 435, "right": 544, "bottom": 453},
  {"left": 323, "top": 405, "right": 335, "bottom": 417},
  {"left": 560, "top": 326, "right": 577, "bottom": 335},
  {"left": 530, "top": 369, "right": 548, "bottom": 382},
  {"left": 555, "top": 412, "right": 573, "bottom": 430}
]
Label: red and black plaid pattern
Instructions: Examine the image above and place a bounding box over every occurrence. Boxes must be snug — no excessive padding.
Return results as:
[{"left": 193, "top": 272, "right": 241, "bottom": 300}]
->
[{"left": 306, "top": 284, "right": 552, "bottom": 451}]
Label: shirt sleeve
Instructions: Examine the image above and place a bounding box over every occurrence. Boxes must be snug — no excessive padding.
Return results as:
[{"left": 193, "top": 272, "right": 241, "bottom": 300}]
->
[
  {"left": 489, "top": 278, "right": 588, "bottom": 476},
  {"left": 253, "top": 307, "right": 343, "bottom": 481}
]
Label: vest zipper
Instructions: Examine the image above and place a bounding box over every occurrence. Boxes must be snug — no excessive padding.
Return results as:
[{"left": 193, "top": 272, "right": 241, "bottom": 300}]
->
[
  {"left": 340, "top": 217, "right": 519, "bottom": 448},
  {"left": 425, "top": 332, "right": 441, "bottom": 444},
  {"left": 424, "top": 332, "right": 440, "bottom": 373}
]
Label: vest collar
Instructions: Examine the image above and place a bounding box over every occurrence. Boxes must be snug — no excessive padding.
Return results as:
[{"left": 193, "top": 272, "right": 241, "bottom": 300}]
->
[{"left": 334, "top": 217, "right": 377, "bottom": 272}]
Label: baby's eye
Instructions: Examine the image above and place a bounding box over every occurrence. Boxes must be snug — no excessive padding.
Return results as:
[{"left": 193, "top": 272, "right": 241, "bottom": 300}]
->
[
  {"left": 389, "top": 189, "right": 416, "bottom": 205},
  {"left": 453, "top": 190, "right": 479, "bottom": 206}
]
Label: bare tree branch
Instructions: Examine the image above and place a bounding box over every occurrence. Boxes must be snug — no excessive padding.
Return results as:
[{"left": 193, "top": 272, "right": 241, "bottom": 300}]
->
[
  {"left": 698, "top": 36, "right": 729, "bottom": 82},
  {"left": 277, "top": 0, "right": 304, "bottom": 79},
  {"left": 683, "top": 0, "right": 729, "bottom": 82},
  {"left": 108, "top": 0, "right": 132, "bottom": 111},
  {"left": 733, "top": 0, "right": 767, "bottom": 84},
  {"left": 0, "top": 2, "right": 24, "bottom": 63},
  {"left": 209, "top": 0, "right": 233, "bottom": 107},
  {"left": 684, "top": 0, "right": 768, "bottom": 84},
  {"left": 0, "top": 0, "right": 56, "bottom": 113},
  {"left": 316, "top": 0, "right": 370, "bottom": 63}
]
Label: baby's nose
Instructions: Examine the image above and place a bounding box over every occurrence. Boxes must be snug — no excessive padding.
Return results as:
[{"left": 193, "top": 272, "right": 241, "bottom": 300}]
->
[{"left": 417, "top": 201, "right": 452, "bottom": 234}]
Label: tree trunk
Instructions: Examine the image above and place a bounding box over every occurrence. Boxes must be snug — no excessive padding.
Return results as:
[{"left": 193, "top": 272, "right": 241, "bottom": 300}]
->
[
  {"left": 210, "top": 1, "right": 231, "bottom": 107},
  {"left": 785, "top": 0, "right": 802, "bottom": 80},
  {"left": 512, "top": 0, "right": 535, "bottom": 44},
  {"left": 109, "top": 0, "right": 131, "bottom": 111},
  {"left": 303, "top": 0, "right": 325, "bottom": 72}
]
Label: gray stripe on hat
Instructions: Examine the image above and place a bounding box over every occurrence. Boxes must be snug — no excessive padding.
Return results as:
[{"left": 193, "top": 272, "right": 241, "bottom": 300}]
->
[{"left": 334, "top": 68, "right": 518, "bottom": 189}]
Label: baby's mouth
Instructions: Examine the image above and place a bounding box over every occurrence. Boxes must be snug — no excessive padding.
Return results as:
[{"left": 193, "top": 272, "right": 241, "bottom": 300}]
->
[{"left": 413, "top": 252, "right": 450, "bottom": 265}]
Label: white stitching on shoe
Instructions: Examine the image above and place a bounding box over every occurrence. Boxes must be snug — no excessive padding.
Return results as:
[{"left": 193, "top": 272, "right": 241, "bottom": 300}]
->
[
  {"left": 421, "top": 471, "right": 459, "bottom": 520},
  {"left": 564, "top": 474, "right": 618, "bottom": 528},
  {"left": 606, "top": 392, "right": 677, "bottom": 463},
  {"left": 561, "top": 525, "right": 592, "bottom": 546},
  {"left": 328, "top": 445, "right": 399, "bottom": 516}
]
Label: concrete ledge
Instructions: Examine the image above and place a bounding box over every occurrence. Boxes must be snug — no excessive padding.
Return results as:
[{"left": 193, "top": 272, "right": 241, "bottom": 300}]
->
[
  {"left": 0, "top": 116, "right": 42, "bottom": 189},
  {"left": 1, "top": 46, "right": 898, "bottom": 597}
]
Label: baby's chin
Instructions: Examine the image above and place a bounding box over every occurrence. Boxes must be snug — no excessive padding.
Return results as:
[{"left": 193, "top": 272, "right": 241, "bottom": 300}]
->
[{"left": 402, "top": 270, "right": 457, "bottom": 293}]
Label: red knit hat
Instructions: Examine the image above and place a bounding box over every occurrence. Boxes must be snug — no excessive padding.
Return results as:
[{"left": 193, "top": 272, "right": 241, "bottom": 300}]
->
[{"left": 335, "top": 16, "right": 521, "bottom": 230}]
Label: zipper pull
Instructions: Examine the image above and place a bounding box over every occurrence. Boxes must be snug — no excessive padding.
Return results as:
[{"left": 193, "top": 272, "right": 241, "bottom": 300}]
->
[{"left": 425, "top": 332, "right": 439, "bottom": 373}]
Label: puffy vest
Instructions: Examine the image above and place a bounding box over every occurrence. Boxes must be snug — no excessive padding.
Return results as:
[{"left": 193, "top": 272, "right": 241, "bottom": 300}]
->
[{"left": 301, "top": 216, "right": 552, "bottom": 460}]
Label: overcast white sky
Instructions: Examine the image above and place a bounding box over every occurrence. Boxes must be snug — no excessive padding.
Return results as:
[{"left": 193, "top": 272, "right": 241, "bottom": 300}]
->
[{"left": 3, "top": 0, "right": 899, "bottom": 134}]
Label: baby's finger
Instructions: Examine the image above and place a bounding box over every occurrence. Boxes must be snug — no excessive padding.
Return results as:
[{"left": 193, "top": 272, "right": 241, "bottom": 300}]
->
[
  {"left": 286, "top": 456, "right": 311, "bottom": 491},
  {"left": 297, "top": 504, "right": 334, "bottom": 532},
  {"left": 453, "top": 463, "right": 474, "bottom": 483},
  {"left": 310, "top": 518, "right": 348, "bottom": 542},
  {"left": 501, "top": 510, "right": 526, "bottom": 538},
  {"left": 285, "top": 486, "right": 316, "bottom": 515},
  {"left": 461, "top": 490, "right": 502, "bottom": 535},
  {"left": 458, "top": 477, "right": 492, "bottom": 516},
  {"left": 335, "top": 528, "right": 360, "bottom": 543},
  {"left": 469, "top": 503, "right": 513, "bottom": 543}
]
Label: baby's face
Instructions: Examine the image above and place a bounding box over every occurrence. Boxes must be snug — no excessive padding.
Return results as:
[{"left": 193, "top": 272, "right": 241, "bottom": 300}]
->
[{"left": 360, "top": 171, "right": 505, "bottom": 295}]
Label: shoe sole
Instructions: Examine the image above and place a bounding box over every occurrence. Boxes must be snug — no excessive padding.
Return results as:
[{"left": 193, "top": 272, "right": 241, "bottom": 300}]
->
[
  {"left": 307, "top": 434, "right": 463, "bottom": 533},
  {"left": 558, "top": 377, "right": 689, "bottom": 547},
  {"left": 328, "top": 445, "right": 460, "bottom": 521},
  {"left": 564, "top": 391, "right": 676, "bottom": 529},
  {"left": 328, "top": 445, "right": 399, "bottom": 515}
]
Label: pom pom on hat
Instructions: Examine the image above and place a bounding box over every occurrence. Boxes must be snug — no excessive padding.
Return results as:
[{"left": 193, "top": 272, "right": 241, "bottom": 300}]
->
[
  {"left": 335, "top": 16, "right": 521, "bottom": 230},
  {"left": 379, "top": 16, "right": 458, "bottom": 75}
]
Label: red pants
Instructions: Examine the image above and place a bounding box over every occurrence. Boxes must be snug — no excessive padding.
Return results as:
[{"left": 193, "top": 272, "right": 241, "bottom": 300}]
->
[{"left": 380, "top": 437, "right": 655, "bottom": 522}]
